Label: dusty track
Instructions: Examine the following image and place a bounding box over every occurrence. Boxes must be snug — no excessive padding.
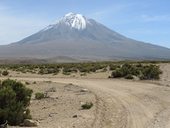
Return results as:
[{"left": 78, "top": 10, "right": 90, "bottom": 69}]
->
[
  {"left": 5, "top": 64, "right": 170, "bottom": 128},
  {"left": 7, "top": 76, "right": 170, "bottom": 128}
]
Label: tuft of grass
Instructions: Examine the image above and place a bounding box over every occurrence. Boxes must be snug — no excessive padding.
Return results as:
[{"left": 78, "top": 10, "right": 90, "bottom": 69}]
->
[
  {"left": 35, "top": 92, "right": 45, "bottom": 100},
  {"left": 2, "top": 71, "right": 9, "bottom": 76},
  {"left": 63, "top": 72, "right": 71, "bottom": 75},
  {"left": 81, "top": 102, "right": 93, "bottom": 110},
  {"left": 33, "top": 81, "right": 36, "bottom": 84},
  {"left": 25, "top": 81, "right": 30, "bottom": 85}
]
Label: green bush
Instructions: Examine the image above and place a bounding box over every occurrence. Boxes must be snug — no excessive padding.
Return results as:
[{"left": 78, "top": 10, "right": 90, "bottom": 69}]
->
[
  {"left": 2, "top": 71, "right": 9, "bottom": 76},
  {"left": 121, "top": 63, "right": 139, "bottom": 76},
  {"left": 111, "top": 63, "right": 162, "bottom": 80},
  {"left": 63, "top": 67, "right": 77, "bottom": 74},
  {"left": 63, "top": 72, "right": 71, "bottom": 75},
  {"left": 0, "top": 79, "right": 32, "bottom": 125},
  {"left": 111, "top": 63, "right": 138, "bottom": 78},
  {"left": 109, "top": 64, "right": 120, "bottom": 70},
  {"left": 47, "top": 68, "right": 59, "bottom": 74},
  {"left": 35, "top": 92, "right": 45, "bottom": 100},
  {"left": 111, "top": 69, "right": 123, "bottom": 78},
  {"left": 25, "top": 81, "right": 30, "bottom": 85},
  {"left": 38, "top": 68, "right": 59, "bottom": 75},
  {"left": 81, "top": 102, "right": 93, "bottom": 110},
  {"left": 139, "top": 65, "right": 162, "bottom": 80}
]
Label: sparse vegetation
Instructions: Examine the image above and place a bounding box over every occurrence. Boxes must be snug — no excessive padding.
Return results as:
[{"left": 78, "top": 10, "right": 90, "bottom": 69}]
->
[
  {"left": 35, "top": 92, "right": 45, "bottom": 100},
  {"left": 33, "top": 81, "right": 36, "bottom": 84},
  {"left": 0, "top": 61, "right": 164, "bottom": 80},
  {"left": 62, "top": 71, "right": 71, "bottom": 75},
  {"left": 139, "top": 65, "right": 162, "bottom": 80},
  {"left": 81, "top": 102, "right": 93, "bottom": 110},
  {"left": 38, "top": 67, "right": 60, "bottom": 75},
  {"left": 2, "top": 70, "right": 9, "bottom": 76},
  {"left": 110, "top": 63, "right": 162, "bottom": 80},
  {"left": 25, "top": 81, "right": 30, "bottom": 85},
  {"left": 0, "top": 62, "right": 108, "bottom": 75},
  {"left": 0, "top": 79, "right": 32, "bottom": 126}
]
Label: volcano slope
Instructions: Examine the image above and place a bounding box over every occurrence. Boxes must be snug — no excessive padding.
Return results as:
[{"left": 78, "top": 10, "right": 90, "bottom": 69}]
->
[{"left": 6, "top": 63, "right": 170, "bottom": 128}]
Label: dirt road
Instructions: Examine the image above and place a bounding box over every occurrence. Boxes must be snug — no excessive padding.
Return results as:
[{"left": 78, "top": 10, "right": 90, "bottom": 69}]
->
[
  {"left": 6, "top": 76, "right": 169, "bottom": 128},
  {"left": 5, "top": 64, "right": 170, "bottom": 128}
]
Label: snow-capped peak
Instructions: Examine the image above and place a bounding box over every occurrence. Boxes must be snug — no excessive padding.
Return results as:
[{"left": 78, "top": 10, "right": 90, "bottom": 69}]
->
[
  {"left": 60, "top": 12, "right": 88, "bottom": 30},
  {"left": 42, "top": 13, "right": 90, "bottom": 31}
]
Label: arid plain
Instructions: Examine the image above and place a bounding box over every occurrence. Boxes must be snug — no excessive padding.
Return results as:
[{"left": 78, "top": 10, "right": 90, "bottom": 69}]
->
[{"left": 0, "top": 63, "right": 169, "bottom": 128}]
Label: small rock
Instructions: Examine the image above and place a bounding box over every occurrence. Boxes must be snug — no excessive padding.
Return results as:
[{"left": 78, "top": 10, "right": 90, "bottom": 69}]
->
[
  {"left": 42, "top": 106, "right": 47, "bottom": 109},
  {"left": 23, "top": 119, "right": 39, "bottom": 127},
  {"left": 80, "top": 102, "right": 86, "bottom": 105},
  {"left": 47, "top": 87, "right": 56, "bottom": 92},
  {"left": 72, "top": 115, "right": 78, "bottom": 118},
  {"left": 49, "top": 112, "right": 57, "bottom": 117},
  {"left": 80, "top": 89, "right": 88, "bottom": 92}
]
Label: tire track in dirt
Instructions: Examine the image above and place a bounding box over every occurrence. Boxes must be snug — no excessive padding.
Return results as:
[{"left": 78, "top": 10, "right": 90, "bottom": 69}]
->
[
  {"left": 90, "top": 89, "right": 128, "bottom": 128},
  {"left": 91, "top": 95, "right": 106, "bottom": 128},
  {"left": 58, "top": 79, "right": 170, "bottom": 128},
  {"left": 5, "top": 75, "right": 170, "bottom": 128}
]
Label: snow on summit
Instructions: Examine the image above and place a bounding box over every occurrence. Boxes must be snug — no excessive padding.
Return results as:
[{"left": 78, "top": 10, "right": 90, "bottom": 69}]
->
[
  {"left": 43, "top": 13, "right": 89, "bottom": 31},
  {"left": 60, "top": 12, "right": 88, "bottom": 30}
]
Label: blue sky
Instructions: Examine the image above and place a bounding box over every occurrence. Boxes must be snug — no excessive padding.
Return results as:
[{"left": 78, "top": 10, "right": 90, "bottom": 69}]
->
[{"left": 0, "top": 0, "right": 170, "bottom": 48}]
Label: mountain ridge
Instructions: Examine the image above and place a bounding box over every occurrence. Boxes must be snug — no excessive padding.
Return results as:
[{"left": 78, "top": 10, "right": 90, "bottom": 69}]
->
[{"left": 0, "top": 12, "right": 170, "bottom": 61}]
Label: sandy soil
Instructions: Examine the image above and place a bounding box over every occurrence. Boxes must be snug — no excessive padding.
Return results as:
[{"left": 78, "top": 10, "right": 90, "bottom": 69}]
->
[
  {"left": 159, "top": 63, "right": 170, "bottom": 87},
  {"left": 3, "top": 63, "right": 170, "bottom": 128},
  {"left": 8, "top": 81, "right": 96, "bottom": 128}
]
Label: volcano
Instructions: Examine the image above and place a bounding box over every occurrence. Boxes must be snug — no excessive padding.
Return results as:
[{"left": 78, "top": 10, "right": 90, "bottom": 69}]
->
[{"left": 0, "top": 12, "right": 170, "bottom": 61}]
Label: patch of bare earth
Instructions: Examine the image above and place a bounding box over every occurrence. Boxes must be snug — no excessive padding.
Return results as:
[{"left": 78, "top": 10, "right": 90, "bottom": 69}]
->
[
  {"left": 9, "top": 81, "right": 96, "bottom": 128},
  {"left": 5, "top": 63, "right": 170, "bottom": 128}
]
